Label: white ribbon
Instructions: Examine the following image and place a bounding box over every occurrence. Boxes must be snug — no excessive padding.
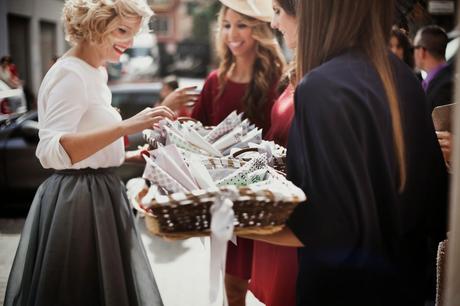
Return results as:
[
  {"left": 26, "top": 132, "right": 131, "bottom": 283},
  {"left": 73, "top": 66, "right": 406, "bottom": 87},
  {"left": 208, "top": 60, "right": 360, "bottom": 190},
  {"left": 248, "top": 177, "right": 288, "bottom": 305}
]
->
[
  {"left": 247, "top": 0, "right": 262, "bottom": 16},
  {"left": 209, "top": 197, "right": 235, "bottom": 306}
]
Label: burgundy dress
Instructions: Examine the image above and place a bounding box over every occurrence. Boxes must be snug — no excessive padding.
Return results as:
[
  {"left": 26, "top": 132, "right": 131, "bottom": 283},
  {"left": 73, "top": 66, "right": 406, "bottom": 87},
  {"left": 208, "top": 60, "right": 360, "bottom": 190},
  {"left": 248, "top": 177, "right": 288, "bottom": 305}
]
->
[
  {"left": 191, "top": 70, "right": 276, "bottom": 280},
  {"left": 249, "top": 85, "right": 298, "bottom": 306}
]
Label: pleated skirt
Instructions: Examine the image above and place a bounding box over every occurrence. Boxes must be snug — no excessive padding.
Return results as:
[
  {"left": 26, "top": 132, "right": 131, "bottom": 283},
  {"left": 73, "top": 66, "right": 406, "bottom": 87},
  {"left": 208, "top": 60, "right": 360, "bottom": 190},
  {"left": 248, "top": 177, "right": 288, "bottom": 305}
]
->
[{"left": 4, "top": 168, "right": 163, "bottom": 306}]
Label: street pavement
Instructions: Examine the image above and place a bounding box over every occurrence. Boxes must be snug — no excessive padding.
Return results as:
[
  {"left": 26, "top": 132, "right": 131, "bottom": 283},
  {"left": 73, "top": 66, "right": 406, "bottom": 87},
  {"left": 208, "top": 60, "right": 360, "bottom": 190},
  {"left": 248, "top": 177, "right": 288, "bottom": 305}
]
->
[
  {"left": 0, "top": 218, "right": 263, "bottom": 306},
  {"left": 0, "top": 218, "right": 24, "bottom": 305}
]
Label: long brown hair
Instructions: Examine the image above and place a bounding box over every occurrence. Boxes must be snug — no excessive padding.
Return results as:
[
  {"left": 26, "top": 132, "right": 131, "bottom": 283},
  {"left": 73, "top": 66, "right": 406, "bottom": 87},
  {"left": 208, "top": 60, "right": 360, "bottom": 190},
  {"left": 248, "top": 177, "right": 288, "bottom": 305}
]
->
[
  {"left": 297, "top": 0, "right": 406, "bottom": 190},
  {"left": 275, "top": 0, "right": 298, "bottom": 92},
  {"left": 276, "top": 0, "right": 297, "bottom": 17},
  {"left": 216, "top": 6, "right": 285, "bottom": 126},
  {"left": 391, "top": 26, "right": 414, "bottom": 68}
]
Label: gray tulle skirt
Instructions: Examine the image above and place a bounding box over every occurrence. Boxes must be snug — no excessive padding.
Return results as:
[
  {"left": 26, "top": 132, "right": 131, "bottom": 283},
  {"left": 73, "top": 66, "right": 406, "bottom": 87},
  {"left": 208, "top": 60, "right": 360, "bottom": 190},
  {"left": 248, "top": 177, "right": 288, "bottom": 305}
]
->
[{"left": 4, "top": 168, "right": 163, "bottom": 306}]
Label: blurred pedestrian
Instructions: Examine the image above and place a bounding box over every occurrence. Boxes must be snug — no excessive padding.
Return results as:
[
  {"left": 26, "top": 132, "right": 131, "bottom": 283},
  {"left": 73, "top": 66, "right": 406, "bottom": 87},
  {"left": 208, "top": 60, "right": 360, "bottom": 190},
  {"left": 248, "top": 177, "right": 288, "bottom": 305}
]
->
[
  {"left": 414, "top": 25, "right": 454, "bottom": 112},
  {"left": 4, "top": 1, "right": 173, "bottom": 305},
  {"left": 389, "top": 26, "right": 415, "bottom": 68},
  {"left": 191, "top": 0, "right": 285, "bottom": 304},
  {"left": 159, "top": 74, "right": 179, "bottom": 101},
  {"left": 0, "top": 55, "right": 22, "bottom": 89},
  {"left": 243, "top": 0, "right": 448, "bottom": 305},
  {"left": 249, "top": 1, "right": 298, "bottom": 306}
]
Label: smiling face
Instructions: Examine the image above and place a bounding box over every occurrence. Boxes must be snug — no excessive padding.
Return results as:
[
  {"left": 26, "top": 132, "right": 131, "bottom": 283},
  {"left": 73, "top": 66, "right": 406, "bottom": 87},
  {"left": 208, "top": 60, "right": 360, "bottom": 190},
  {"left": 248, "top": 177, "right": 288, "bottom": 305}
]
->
[
  {"left": 271, "top": 0, "right": 297, "bottom": 49},
  {"left": 100, "top": 16, "right": 142, "bottom": 63},
  {"left": 221, "top": 9, "right": 257, "bottom": 58}
]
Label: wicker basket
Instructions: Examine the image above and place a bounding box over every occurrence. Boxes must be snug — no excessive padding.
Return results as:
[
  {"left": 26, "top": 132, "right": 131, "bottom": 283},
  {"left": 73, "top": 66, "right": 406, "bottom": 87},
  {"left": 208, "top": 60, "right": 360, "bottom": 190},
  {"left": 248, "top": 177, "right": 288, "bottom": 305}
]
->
[{"left": 141, "top": 186, "right": 302, "bottom": 239}]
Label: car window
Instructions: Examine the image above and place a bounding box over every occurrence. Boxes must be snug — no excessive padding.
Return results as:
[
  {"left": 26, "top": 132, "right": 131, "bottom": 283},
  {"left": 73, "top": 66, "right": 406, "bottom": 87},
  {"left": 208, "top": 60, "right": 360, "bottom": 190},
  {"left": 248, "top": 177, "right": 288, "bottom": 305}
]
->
[
  {"left": 112, "top": 91, "right": 161, "bottom": 120},
  {"left": 125, "top": 48, "right": 153, "bottom": 58},
  {"left": 0, "top": 80, "right": 27, "bottom": 115}
]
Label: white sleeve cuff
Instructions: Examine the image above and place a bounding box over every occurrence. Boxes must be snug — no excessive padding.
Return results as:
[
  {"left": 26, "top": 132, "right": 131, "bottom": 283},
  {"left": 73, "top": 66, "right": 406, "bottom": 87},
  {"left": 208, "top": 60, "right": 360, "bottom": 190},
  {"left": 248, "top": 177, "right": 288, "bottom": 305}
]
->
[{"left": 36, "top": 130, "right": 72, "bottom": 169}]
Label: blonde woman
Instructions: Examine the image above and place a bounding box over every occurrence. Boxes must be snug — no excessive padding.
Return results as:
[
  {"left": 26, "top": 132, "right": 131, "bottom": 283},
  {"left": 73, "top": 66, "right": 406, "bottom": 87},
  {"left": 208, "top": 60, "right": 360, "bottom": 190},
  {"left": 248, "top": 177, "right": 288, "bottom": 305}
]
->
[
  {"left": 191, "top": 1, "right": 284, "bottom": 304},
  {"left": 192, "top": 0, "right": 284, "bottom": 132},
  {"left": 4, "top": 1, "right": 173, "bottom": 305}
]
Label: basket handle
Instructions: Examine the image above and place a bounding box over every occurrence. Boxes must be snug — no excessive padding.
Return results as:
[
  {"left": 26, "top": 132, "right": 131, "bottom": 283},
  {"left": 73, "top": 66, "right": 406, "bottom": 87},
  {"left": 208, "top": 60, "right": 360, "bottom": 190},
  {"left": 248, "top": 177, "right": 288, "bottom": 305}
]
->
[
  {"left": 261, "top": 189, "right": 276, "bottom": 201},
  {"left": 239, "top": 187, "right": 256, "bottom": 199},
  {"left": 240, "top": 187, "right": 276, "bottom": 202},
  {"left": 232, "top": 147, "right": 259, "bottom": 159}
]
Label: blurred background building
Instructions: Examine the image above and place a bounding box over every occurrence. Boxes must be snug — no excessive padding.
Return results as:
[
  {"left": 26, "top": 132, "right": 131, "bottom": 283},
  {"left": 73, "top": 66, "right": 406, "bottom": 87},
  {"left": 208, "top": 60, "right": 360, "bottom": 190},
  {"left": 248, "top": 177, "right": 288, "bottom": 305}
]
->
[
  {"left": 147, "top": 0, "right": 217, "bottom": 78},
  {"left": 0, "top": 0, "right": 68, "bottom": 99}
]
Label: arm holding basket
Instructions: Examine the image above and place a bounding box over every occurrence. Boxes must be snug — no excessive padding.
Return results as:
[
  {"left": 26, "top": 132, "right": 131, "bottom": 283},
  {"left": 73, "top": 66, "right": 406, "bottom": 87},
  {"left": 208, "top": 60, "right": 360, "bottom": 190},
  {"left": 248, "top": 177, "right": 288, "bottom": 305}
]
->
[{"left": 239, "top": 227, "right": 304, "bottom": 247}]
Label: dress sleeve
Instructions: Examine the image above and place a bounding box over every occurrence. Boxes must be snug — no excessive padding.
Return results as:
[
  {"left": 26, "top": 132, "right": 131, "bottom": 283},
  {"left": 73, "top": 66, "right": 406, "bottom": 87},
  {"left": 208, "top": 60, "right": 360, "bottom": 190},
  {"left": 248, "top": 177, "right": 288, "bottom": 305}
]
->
[
  {"left": 286, "top": 71, "right": 374, "bottom": 252},
  {"left": 36, "top": 70, "right": 89, "bottom": 169},
  {"left": 191, "top": 72, "right": 217, "bottom": 126}
]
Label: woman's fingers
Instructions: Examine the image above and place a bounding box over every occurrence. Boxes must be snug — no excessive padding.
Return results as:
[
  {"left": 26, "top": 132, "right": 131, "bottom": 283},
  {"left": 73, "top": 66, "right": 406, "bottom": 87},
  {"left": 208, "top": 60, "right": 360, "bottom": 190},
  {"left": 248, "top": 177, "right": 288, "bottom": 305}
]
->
[
  {"left": 151, "top": 105, "right": 176, "bottom": 118},
  {"left": 176, "top": 86, "right": 197, "bottom": 92},
  {"left": 150, "top": 116, "right": 168, "bottom": 127},
  {"left": 160, "top": 87, "right": 200, "bottom": 111},
  {"left": 177, "top": 87, "right": 200, "bottom": 99},
  {"left": 436, "top": 131, "right": 451, "bottom": 140}
]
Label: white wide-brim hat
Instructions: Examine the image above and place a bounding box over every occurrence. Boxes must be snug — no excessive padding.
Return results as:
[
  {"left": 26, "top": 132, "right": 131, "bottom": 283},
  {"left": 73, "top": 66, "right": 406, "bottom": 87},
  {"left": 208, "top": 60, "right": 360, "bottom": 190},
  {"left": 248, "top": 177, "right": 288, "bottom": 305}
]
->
[{"left": 218, "top": 0, "right": 273, "bottom": 23}]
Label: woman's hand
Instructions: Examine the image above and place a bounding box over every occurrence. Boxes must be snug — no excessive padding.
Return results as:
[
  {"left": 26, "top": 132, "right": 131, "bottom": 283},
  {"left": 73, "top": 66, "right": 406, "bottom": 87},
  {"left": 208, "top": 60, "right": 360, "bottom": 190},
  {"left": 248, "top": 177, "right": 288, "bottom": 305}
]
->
[
  {"left": 125, "top": 144, "right": 150, "bottom": 163},
  {"left": 59, "top": 106, "right": 175, "bottom": 166},
  {"left": 161, "top": 86, "right": 200, "bottom": 111},
  {"left": 436, "top": 131, "right": 452, "bottom": 166},
  {"left": 121, "top": 105, "right": 176, "bottom": 135}
]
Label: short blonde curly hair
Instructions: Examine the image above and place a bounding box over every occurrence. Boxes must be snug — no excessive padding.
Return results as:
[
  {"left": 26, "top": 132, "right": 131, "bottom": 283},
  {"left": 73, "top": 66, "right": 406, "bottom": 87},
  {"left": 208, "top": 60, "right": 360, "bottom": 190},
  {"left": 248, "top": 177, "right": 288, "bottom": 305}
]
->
[{"left": 62, "top": 0, "right": 153, "bottom": 45}]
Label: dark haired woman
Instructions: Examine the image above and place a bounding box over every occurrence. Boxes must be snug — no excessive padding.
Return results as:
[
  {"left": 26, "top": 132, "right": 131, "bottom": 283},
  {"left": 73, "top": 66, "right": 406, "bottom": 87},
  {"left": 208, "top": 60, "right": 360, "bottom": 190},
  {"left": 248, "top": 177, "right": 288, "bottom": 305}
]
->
[
  {"left": 248, "top": 0, "right": 298, "bottom": 305},
  {"left": 390, "top": 25, "right": 415, "bottom": 68},
  {"left": 243, "top": 0, "right": 448, "bottom": 305}
]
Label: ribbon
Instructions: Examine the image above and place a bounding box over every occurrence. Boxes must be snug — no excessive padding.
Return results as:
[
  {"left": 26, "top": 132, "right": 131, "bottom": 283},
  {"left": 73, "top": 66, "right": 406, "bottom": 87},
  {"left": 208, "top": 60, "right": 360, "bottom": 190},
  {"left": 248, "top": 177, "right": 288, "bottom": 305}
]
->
[{"left": 209, "top": 196, "right": 235, "bottom": 306}]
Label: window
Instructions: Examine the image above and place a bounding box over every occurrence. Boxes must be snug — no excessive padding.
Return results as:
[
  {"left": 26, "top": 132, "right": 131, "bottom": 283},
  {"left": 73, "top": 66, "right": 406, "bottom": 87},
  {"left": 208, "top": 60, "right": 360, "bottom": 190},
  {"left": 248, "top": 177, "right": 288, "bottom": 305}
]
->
[
  {"left": 40, "top": 20, "right": 57, "bottom": 77},
  {"left": 150, "top": 15, "right": 171, "bottom": 36}
]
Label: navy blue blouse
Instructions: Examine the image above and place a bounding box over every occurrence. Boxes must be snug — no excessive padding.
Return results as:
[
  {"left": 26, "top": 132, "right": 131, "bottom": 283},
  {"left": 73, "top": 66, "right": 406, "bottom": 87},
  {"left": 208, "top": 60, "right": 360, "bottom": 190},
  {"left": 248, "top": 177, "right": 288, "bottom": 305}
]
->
[{"left": 286, "top": 51, "right": 448, "bottom": 306}]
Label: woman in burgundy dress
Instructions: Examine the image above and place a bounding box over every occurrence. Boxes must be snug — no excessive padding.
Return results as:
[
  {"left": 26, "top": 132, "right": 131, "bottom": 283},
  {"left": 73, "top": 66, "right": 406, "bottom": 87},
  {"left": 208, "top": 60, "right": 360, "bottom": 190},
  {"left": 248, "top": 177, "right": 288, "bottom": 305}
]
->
[
  {"left": 248, "top": 1, "right": 298, "bottom": 305},
  {"left": 191, "top": 0, "right": 285, "bottom": 304}
]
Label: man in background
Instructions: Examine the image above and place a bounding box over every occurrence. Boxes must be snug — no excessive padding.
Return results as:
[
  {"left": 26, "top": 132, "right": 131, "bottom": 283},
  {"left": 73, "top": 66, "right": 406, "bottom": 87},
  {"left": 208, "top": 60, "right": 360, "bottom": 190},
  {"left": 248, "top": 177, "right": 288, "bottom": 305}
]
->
[{"left": 414, "top": 25, "right": 454, "bottom": 112}]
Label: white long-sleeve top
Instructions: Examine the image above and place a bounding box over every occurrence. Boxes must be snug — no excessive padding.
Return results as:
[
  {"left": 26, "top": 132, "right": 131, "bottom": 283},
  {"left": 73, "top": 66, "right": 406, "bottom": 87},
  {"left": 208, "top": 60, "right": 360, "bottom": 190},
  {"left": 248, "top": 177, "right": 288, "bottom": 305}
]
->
[{"left": 36, "top": 57, "right": 125, "bottom": 170}]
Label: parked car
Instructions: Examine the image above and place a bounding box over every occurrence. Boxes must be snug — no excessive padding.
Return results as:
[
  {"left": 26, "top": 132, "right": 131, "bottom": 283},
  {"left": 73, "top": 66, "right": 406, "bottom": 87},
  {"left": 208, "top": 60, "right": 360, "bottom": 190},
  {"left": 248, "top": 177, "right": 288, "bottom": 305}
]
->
[
  {"left": 110, "top": 81, "right": 162, "bottom": 150},
  {"left": 110, "top": 81, "right": 162, "bottom": 119},
  {"left": 0, "top": 80, "right": 27, "bottom": 115}
]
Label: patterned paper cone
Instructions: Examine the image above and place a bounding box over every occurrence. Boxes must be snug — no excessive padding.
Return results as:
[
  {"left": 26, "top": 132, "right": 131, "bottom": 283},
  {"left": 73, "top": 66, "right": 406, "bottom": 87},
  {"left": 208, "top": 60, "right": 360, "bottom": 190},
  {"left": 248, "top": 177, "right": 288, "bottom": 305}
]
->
[
  {"left": 143, "top": 156, "right": 189, "bottom": 193},
  {"left": 205, "top": 111, "right": 242, "bottom": 143},
  {"left": 216, "top": 154, "right": 268, "bottom": 187},
  {"left": 164, "top": 126, "right": 210, "bottom": 155}
]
